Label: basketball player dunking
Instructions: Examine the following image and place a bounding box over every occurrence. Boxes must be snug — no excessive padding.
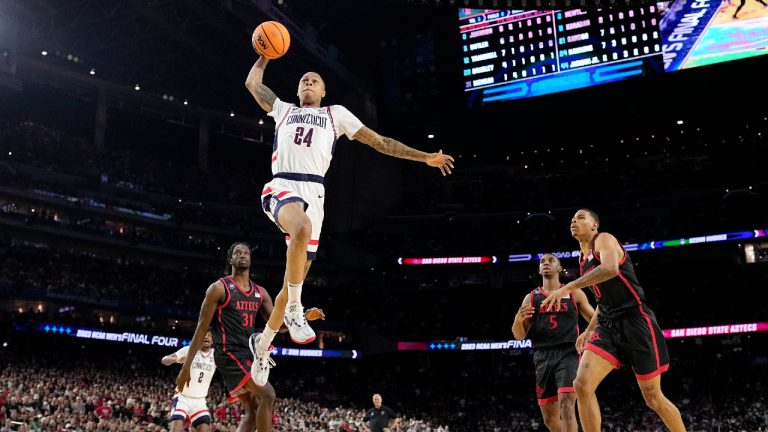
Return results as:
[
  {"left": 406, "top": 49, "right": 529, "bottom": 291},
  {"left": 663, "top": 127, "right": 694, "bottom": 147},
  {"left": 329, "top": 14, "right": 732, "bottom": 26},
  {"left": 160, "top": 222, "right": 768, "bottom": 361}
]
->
[
  {"left": 176, "top": 242, "right": 325, "bottom": 432},
  {"left": 512, "top": 254, "right": 594, "bottom": 432},
  {"left": 244, "top": 55, "right": 454, "bottom": 384},
  {"left": 542, "top": 209, "right": 686, "bottom": 432},
  {"left": 733, "top": 0, "right": 767, "bottom": 19},
  {"left": 162, "top": 330, "right": 216, "bottom": 432}
]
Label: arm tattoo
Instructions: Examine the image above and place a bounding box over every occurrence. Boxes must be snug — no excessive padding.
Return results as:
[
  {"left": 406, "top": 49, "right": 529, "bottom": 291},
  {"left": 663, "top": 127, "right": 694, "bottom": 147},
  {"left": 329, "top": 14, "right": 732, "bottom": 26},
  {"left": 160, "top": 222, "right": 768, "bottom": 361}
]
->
[
  {"left": 252, "top": 84, "right": 277, "bottom": 110},
  {"left": 569, "top": 266, "right": 617, "bottom": 290},
  {"left": 378, "top": 137, "right": 427, "bottom": 161},
  {"left": 355, "top": 128, "right": 428, "bottom": 162}
]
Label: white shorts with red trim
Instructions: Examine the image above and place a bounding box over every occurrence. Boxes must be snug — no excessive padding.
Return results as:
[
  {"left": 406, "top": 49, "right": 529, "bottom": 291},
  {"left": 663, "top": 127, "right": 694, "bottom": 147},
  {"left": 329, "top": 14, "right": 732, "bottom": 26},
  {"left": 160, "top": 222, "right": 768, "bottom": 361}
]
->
[
  {"left": 261, "top": 177, "right": 324, "bottom": 260},
  {"left": 170, "top": 394, "right": 211, "bottom": 425}
]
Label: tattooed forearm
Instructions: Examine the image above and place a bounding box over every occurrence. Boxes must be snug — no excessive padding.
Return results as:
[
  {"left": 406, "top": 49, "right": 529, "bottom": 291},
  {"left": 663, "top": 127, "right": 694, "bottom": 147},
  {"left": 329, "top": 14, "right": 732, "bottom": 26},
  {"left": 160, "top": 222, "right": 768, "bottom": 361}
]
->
[
  {"left": 354, "top": 127, "right": 428, "bottom": 161},
  {"left": 375, "top": 137, "right": 428, "bottom": 161},
  {"left": 245, "top": 60, "right": 277, "bottom": 112},
  {"left": 252, "top": 84, "right": 277, "bottom": 107},
  {"left": 569, "top": 266, "right": 618, "bottom": 290}
]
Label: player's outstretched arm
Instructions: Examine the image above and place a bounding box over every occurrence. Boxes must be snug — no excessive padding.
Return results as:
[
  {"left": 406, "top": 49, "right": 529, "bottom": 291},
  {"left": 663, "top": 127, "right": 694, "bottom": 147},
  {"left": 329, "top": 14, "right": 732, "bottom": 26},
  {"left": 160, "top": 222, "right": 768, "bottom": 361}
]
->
[
  {"left": 542, "top": 233, "right": 623, "bottom": 309},
  {"left": 352, "top": 126, "right": 455, "bottom": 176},
  {"left": 245, "top": 57, "right": 278, "bottom": 112},
  {"left": 511, "top": 294, "right": 534, "bottom": 340},
  {"left": 176, "top": 282, "right": 224, "bottom": 391},
  {"left": 161, "top": 352, "right": 185, "bottom": 366}
]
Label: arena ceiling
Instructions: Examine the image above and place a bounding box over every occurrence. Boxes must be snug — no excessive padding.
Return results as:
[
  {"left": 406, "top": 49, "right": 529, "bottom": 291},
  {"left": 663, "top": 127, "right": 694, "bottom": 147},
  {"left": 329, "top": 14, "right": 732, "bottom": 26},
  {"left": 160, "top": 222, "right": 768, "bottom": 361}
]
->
[{"left": 0, "top": 0, "right": 380, "bottom": 114}]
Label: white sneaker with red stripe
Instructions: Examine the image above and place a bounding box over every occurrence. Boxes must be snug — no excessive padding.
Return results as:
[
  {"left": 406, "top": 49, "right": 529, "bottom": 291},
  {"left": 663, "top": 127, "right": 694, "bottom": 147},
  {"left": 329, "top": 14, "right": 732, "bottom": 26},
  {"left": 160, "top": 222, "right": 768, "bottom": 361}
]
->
[
  {"left": 248, "top": 333, "right": 275, "bottom": 387},
  {"left": 284, "top": 303, "right": 316, "bottom": 344}
]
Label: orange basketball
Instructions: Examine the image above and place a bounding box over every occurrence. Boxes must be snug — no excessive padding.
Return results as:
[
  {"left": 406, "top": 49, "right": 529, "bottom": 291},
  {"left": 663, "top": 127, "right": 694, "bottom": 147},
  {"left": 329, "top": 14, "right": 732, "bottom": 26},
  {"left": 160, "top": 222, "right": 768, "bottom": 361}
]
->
[{"left": 252, "top": 21, "right": 290, "bottom": 59}]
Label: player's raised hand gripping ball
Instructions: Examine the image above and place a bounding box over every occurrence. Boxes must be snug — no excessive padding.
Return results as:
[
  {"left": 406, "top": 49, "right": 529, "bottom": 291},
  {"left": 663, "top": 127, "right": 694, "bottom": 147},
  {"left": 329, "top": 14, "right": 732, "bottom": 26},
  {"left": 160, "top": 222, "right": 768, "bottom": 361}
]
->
[{"left": 252, "top": 21, "right": 291, "bottom": 59}]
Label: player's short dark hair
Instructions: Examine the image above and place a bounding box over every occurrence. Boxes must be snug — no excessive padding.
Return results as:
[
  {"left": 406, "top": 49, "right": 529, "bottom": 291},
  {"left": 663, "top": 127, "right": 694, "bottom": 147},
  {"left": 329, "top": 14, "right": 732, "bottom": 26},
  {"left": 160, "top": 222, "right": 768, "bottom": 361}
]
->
[
  {"left": 303, "top": 71, "right": 326, "bottom": 88},
  {"left": 224, "top": 242, "right": 251, "bottom": 274},
  {"left": 541, "top": 253, "right": 561, "bottom": 265},
  {"left": 580, "top": 208, "right": 600, "bottom": 226}
]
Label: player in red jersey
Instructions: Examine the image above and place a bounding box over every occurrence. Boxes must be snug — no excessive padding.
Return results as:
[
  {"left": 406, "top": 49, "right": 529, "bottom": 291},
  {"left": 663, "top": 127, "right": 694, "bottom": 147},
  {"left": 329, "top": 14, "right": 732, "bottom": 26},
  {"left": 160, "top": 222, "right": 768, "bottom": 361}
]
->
[
  {"left": 177, "top": 242, "right": 324, "bottom": 432},
  {"left": 513, "top": 253, "right": 594, "bottom": 432},
  {"left": 542, "top": 209, "right": 685, "bottom": 432}
]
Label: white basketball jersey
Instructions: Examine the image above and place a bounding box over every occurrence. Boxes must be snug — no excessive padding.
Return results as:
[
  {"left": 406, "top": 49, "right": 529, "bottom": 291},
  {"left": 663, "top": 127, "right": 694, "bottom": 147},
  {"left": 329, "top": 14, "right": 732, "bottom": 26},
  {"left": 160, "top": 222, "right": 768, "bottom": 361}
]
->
[
  {"left": 268, "top": 98, "right": 364, "bottom": 177},
  {"left": 174, "top": 346, "right": 216, "bottom": 398}
]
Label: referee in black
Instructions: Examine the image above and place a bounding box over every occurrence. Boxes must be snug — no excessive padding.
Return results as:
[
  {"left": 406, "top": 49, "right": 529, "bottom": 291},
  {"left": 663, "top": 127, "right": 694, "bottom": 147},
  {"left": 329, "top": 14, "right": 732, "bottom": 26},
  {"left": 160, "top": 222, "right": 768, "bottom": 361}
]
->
[{"left": 363, "top": 394, "right": 397, "bottom": 432}]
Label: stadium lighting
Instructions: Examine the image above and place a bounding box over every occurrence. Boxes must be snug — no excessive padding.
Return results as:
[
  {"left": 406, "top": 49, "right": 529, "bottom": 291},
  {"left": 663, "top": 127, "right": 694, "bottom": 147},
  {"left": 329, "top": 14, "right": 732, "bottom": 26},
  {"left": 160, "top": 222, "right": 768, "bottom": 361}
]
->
[
  {"left": 41, "top": 50, "right": 48, "bottom": 56},
  {"left": 677, "top": 120, "right": 684, "bottom": 125},
  {"left": 230, "top": 111, "right": 235, "bottom": 117},
  {"left": 134, "top": 83, "right": 140, "bottom": 91},
  {"left": 89, "top": 68, "right": 95, "bottom": 75},
  {"left": 427, "top": 134, "right": 435, "bottom": 139},
  {"left": 183, "top": 99, "right": 188, "bottom": 105},
  {"left": 259, "top": 119, "right": 264, "bottom": 125}
]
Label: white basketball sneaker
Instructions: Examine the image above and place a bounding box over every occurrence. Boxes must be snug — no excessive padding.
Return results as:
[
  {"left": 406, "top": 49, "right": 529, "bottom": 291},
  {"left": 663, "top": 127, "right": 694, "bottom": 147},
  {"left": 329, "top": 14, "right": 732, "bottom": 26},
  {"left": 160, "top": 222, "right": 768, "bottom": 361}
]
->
[
  {"left": 248, "top": 333, "right": 275, "bottom": 387},
  {"left": 284, "top": 303, "right": 316, "bottom": 344}
]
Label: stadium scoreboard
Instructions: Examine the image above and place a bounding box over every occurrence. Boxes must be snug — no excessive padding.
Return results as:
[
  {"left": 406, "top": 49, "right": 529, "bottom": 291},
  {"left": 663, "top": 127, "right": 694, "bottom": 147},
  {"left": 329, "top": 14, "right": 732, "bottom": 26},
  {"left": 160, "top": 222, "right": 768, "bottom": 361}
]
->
[{"left": 460, "top": 6, "right": 663, "bottom": 102}]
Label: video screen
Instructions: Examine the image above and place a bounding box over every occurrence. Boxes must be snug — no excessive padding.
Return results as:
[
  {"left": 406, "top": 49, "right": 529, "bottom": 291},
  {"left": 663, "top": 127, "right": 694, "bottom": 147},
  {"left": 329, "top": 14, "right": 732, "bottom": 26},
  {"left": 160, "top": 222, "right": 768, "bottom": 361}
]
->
[
  {"left": 660, "top": 0, "right": 768, "bottom": 71},
  {"left": 460, "top": 6, "right": 664, "bottom": 104},
  {"left": 461, "top": 1, "right": 768, "bottom": 105}
]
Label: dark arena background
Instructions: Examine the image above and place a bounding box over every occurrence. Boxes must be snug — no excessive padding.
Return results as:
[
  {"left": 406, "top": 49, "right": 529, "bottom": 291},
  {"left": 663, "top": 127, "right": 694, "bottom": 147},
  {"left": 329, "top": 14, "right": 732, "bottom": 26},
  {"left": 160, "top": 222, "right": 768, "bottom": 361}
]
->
[{"left": 1, "top": 0, "right": 767, "bottom": 431}]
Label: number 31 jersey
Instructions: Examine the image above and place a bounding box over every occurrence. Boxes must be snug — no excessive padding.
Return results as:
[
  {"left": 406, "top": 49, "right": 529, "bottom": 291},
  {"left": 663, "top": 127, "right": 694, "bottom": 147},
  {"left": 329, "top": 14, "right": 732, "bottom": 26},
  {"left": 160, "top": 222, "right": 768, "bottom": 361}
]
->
[
  {"left": 268, "top": 98, "right": 364, "bottom": 177},
  {"left": 210, "top": 276, "right": 264, "bottom": 353}
]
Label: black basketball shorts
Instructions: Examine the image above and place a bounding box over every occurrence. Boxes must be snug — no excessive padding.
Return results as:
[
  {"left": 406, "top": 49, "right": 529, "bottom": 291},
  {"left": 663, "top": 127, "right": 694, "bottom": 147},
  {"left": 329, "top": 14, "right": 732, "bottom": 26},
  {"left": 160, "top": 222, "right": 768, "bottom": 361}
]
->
[
  {"left": 584, "top": 304, "right": 670, "bottom": 381},
  {"left": 533, "top": 345, "right": 579, "bottom": 405}
]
